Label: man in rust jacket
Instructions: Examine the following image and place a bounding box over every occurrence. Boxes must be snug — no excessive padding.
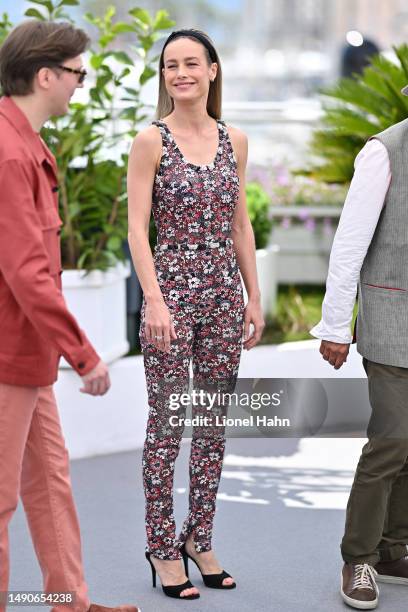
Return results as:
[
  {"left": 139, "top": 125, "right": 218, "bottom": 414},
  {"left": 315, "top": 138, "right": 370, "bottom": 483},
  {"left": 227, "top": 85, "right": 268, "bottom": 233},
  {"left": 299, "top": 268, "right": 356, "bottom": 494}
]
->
[{"left": 0, "top": 20, "right": 139, "bottom": 612}]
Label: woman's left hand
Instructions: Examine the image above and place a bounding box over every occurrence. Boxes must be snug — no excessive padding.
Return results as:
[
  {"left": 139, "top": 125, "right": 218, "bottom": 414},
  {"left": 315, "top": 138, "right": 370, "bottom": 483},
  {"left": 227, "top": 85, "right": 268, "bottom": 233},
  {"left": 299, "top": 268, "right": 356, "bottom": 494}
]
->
[{"left": 242, "top": 298, "right": 265, "bottom": 350}]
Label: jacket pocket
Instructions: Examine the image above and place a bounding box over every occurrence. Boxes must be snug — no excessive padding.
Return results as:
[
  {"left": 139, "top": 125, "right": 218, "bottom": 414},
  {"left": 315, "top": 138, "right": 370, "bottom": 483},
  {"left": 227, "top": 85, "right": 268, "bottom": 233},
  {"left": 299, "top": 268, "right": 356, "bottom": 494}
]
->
[
  {"left": 363, "top": 283, "right": 407, "bottom": 292},
  {"left": 37, "top": 206, "right": 63, "bottom": 229},
  {"left": 37, "top": 207, "right": 63, "bottom": 275}
]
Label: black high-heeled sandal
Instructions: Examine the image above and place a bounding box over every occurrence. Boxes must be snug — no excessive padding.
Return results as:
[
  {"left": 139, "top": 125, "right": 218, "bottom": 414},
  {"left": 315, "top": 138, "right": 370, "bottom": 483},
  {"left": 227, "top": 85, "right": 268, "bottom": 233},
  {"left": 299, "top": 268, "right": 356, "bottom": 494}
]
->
[
  {"left": 180, "top": 543, "right": 237, "bottom": 589},
  {"left": 145, "top": 551, "right": 200, "bottom": 600}
]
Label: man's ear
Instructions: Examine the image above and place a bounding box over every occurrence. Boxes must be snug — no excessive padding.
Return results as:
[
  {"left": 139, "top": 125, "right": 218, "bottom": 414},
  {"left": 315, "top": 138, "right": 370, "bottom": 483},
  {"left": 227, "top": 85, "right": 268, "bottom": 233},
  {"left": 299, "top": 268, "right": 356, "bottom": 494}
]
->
[{"left": 36, "top": 66, "right": 54, "bottom": 90}]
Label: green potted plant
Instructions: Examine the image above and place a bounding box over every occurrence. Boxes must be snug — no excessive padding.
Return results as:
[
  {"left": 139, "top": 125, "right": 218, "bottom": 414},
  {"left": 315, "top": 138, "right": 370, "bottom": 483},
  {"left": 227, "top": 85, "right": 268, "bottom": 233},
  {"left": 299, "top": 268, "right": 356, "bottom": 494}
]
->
[
  {"left": 1, "top": 0, "right": 175, "bottom": 364},
  {"left": 244, "top": 181, "right": 278, "bottom": 318},
  {"left": 246, "top": 181, "right": 273, "bottom": 249}
]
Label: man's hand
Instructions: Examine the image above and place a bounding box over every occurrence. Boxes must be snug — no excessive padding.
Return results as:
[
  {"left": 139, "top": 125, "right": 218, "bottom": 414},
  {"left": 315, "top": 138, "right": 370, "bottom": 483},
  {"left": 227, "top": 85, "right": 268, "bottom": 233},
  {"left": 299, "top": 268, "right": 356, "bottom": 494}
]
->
[
  {"left": 319, "top": 340, "right": 350, "bottom": 370},
  {"left": 80, "top": 360, "right": 111, "bottom": 395}
]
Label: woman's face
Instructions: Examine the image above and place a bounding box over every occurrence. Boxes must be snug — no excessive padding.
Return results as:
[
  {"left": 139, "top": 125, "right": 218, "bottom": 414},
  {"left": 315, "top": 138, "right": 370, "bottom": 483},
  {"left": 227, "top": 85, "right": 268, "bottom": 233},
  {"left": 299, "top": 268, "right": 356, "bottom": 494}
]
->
[{"left": 162, "top": 37, "right": 217, "bottom": 104}]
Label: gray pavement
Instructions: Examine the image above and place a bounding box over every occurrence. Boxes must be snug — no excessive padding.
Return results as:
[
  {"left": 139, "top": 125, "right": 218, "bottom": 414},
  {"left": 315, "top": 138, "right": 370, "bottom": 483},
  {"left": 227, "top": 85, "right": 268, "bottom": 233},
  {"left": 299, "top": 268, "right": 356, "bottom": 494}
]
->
[{"left": 9, "top": 438, "right": 408, "bottom": 612}]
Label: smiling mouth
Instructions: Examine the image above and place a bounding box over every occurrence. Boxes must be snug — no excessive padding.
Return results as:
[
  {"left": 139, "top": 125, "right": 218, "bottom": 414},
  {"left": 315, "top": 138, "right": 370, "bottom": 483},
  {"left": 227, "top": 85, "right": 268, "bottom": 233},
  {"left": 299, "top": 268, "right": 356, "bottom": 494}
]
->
[{"left": 175, "top": 82, "right": 195, "bottom": 87}]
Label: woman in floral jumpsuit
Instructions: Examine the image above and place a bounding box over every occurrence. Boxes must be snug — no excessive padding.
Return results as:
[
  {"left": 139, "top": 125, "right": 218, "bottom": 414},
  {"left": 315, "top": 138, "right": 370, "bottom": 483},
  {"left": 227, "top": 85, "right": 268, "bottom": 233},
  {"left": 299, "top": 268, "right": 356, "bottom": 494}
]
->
[{"left": 127, "top": 29, "right": 264, "bottom": 600}]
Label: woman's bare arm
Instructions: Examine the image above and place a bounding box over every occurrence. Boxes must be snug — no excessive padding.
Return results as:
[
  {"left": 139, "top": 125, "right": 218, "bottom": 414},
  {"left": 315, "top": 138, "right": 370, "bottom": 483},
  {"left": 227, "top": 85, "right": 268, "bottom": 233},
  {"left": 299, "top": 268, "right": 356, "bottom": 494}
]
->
[
  {"left": 228, "top": 126, "right": 261, "bottom": 301},
  {"left": 228, "top": 126, "right": 265, "bottom": 349},
  {"left": 127, "top": 126, "right": 176, "bottom": 352},
  {"left": 127, "top": 126, "right": 162, "bottom": 302}
]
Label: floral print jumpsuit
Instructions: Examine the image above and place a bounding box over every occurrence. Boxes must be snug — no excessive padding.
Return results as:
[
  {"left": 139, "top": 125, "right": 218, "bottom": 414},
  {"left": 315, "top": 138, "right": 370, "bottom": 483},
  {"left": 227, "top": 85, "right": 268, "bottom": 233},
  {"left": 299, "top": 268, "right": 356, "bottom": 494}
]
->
[{"left": 139, "top": 119, "right": 245, "bottom": 560}]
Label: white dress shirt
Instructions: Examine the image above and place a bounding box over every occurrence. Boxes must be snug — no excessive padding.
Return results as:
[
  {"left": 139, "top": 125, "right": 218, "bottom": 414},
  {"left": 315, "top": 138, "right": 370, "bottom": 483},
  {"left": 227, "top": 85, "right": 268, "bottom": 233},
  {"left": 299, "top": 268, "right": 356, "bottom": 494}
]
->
[{"left": 310, "top": 138, "right": 391, "bottom": 344}]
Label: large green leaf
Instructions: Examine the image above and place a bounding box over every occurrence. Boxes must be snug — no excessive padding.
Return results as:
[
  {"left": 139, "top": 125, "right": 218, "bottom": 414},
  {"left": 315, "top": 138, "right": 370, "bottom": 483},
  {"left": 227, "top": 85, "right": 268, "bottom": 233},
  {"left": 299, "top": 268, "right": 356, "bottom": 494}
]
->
[
  {"left": 28, "top": 0, "right": 53, "bottom": 10},
  {"left": 129, "top": 7, "right": 151, "bottom": 27},
  {"left": 394, "top": 45, "right": 408, "bottom": 82},
  {"left": 153, "top": 9, "right": 175, "bottom": 31},
  {"left": 112, "top": 22, "right": 136, "bottom": 34},
  {"left": 25, "top": 8, "right": 47, "bottom": 20},
  {"left": 323, "top": 81, "right": 393, "bottom": 118},
  {"left": 139, "top": 65, "right": 156, "bottom": 85},
  {"left": 322, "top": 108, "right": 381, "bottom": 135},
  {"left": 108, "top": 50, "right": 134, "bottom": 65}
]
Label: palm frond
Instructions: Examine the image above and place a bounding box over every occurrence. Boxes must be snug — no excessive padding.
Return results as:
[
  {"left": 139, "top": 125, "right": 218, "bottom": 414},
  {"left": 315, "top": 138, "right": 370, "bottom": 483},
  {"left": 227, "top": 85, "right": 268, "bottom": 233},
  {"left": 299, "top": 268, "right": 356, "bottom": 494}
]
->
[{"left": 307, "top": 44, "right": 408, "bottom": 183}]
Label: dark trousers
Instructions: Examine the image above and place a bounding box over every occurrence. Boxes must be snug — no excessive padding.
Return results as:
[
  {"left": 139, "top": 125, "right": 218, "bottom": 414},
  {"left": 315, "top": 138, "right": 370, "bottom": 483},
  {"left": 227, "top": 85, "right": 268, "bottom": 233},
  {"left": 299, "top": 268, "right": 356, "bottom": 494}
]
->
[{"left": 341, "top": 357, "right": 408, "bottom": 565}]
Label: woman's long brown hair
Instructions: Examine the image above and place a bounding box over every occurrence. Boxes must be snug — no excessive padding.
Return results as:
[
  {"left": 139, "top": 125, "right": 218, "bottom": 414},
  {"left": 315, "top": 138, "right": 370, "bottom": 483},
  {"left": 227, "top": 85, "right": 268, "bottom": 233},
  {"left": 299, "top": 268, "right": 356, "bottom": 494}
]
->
[{"left": 156, "top": 29, "right": 222, "bottom": 120}]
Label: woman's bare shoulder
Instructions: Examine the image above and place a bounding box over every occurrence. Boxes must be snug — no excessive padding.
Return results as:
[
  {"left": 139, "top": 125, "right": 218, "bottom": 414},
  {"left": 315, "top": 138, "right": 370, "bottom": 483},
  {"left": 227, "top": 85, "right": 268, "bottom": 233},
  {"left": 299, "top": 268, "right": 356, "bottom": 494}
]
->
[
  {"left": 224, "top": 124, "right": 248, "bottom": 146},
  {"left": 223, "top": 123, "right": 248, "bottom": 165},
  {"left": 129, "top": 124, "right": 162, "bottom": 168},
  {"left": 131, "top": 124, "right": 162, "bottom": 150}
]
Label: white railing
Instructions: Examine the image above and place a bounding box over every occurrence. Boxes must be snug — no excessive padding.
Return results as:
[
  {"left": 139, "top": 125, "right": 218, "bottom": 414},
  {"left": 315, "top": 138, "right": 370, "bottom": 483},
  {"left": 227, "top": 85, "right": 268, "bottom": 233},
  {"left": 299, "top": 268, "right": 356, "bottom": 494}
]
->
[{"left": 108, "top": 98, "right": 323, "bottom": 167}]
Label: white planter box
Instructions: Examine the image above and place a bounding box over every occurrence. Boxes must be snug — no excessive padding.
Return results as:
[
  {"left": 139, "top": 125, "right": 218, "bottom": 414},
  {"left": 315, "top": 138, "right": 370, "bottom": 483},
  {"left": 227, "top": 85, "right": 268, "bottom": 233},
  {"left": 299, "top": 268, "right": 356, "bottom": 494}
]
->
[
  {"left": 269, "top": 205, "right": 342, "bottom": 284},
  {"left": 59, "top": 261, "right": 131, "bottom": 368},
  {"left": 242, "top": 244, "right": 280, "bottom": 318}
]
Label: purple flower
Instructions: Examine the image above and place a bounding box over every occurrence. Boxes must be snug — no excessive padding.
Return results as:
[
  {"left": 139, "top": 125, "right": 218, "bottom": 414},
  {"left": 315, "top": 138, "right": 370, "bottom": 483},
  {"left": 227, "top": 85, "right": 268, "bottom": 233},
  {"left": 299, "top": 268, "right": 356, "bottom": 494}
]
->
[
  {"left": 275, "top": 167, "right": 291, "bottom": 186},
  {"left": 304, "top": 218, "right": 316, "bottom": 231},
  {"left": 247, "top": 165, "right": 271, "bottom": 191},
  {"left": 297, "top": 207, "right": 310, "bottom": 221},
  {"left": 280, "top": 216, "right": 291, "bottom": 229}
]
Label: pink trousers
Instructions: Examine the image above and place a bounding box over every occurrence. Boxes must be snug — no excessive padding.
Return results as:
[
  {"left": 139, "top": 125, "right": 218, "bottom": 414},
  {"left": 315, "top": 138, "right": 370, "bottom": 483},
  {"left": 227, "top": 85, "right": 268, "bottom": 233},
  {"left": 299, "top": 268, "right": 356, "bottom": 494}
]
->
[{"left": 0, "top": 383, "right": 90, "bottom": 612}]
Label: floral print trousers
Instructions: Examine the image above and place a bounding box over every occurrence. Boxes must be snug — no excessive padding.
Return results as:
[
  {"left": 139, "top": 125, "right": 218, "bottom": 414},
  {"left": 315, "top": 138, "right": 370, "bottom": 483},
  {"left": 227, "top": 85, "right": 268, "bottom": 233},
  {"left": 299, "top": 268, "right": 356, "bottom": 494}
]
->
[{"left": 140, "top": 248, "right": 244, "bottom": 560}]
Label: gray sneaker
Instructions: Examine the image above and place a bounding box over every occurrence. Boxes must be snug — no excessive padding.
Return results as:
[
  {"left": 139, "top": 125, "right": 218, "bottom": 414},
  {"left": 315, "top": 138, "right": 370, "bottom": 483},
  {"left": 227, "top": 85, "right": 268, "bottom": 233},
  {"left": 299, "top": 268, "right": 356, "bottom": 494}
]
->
[{"left": 341, "top": 563, "right": 379, "bottom": 609}]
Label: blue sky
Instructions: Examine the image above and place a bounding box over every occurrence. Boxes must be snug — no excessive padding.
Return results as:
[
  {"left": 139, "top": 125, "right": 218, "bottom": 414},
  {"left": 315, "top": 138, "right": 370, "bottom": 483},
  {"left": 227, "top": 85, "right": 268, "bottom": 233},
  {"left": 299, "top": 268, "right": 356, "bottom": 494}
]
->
[
  {"left": 4, "top": 1, "right": 33, "bottom": 21},
  {"left": 4, "top": 0, "right": 244, "bottom": 21}
]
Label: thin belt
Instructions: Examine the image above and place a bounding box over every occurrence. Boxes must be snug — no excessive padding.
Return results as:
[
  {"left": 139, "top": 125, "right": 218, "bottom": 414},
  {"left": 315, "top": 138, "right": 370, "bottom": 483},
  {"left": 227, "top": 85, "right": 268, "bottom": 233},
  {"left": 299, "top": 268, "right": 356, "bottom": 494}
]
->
[{"left": 156, "top": 238, "right": 233, "bottom": 251}]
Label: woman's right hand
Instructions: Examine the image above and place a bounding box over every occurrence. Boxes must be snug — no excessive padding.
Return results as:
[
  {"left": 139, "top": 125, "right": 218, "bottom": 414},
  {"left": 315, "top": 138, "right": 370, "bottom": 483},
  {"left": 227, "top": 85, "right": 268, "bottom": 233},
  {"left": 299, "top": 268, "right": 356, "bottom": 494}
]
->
[{"left": 144, "top": 298, "right": 177, "bottom": 352}]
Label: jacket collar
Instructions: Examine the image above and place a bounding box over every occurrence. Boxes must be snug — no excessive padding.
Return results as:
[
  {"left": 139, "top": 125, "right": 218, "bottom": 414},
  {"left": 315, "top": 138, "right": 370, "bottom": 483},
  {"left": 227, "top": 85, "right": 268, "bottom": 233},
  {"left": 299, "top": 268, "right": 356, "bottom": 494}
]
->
[{"left": 0, "top": 96, "right": 53, "bottom": 169}]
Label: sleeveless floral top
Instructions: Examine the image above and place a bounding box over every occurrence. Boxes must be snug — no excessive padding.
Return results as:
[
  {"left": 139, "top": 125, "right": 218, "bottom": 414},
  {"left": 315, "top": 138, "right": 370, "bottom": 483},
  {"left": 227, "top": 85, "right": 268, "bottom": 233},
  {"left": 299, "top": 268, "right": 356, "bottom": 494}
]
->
[{"left": 151, "top": 119, "right": 240, "bottom": 246}]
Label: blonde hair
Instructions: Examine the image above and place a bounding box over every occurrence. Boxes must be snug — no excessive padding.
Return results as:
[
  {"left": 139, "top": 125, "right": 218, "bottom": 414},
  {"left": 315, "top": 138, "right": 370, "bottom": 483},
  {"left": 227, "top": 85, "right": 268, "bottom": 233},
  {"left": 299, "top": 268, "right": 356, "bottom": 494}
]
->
[{"left": 156, "top": 29, "right": 222, "bottom": 120}]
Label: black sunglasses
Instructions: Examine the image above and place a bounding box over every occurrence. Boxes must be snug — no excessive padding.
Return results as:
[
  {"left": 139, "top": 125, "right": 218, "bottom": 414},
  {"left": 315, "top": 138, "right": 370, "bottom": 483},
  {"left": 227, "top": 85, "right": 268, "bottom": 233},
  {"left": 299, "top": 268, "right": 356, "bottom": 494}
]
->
[{"left": 57, "top": 64, "right": 87, "bottom": 84}]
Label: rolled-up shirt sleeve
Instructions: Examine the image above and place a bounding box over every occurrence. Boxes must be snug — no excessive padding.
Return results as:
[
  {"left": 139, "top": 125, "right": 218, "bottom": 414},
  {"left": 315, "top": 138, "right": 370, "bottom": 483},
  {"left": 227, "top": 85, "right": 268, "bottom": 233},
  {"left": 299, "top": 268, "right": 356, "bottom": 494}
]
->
[
  {"left": 0, "top": 158, "right": 100, "bottom": 375},
  {"left": 310, "top": 138, "right": 391, "bottom": 343}
]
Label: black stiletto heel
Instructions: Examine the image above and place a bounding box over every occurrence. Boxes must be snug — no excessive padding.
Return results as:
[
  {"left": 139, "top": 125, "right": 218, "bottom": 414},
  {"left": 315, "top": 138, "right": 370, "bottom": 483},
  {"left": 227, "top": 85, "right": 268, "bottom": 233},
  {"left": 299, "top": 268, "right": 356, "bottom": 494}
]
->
[
  {"left": 145, "top": 551, "right": 200, "bottom": 600},
  {"left": 146, "top": 551, "right": 157, "bottom": 587},
  {"left": 180, "top": 543, "right": 237, "bottom": 589},
  {"left": 182, "top": 550, "right": 189, "bottom": 577}
]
